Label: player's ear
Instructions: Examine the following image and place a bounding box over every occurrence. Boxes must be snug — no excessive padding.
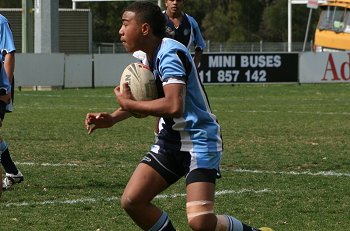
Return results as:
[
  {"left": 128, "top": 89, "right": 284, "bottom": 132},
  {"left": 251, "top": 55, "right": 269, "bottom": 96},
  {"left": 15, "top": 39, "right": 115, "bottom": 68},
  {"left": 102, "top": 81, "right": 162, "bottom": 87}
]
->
[{"left": 141, "top": 23, "right": 150, "bottom": 36}]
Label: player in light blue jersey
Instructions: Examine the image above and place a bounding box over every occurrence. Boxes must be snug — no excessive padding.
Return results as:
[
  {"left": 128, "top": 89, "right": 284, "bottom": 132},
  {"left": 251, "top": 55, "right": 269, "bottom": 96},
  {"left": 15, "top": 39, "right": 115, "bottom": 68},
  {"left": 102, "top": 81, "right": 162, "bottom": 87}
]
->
[
  {"left": 0, "top": 14, "right": 24, "bottom": 191},
  {"left": 85, "top": 2, "right": 273, "bottom": 231},
  {"left": 0, "top": 14, "right": 13, "bottom": 98}
]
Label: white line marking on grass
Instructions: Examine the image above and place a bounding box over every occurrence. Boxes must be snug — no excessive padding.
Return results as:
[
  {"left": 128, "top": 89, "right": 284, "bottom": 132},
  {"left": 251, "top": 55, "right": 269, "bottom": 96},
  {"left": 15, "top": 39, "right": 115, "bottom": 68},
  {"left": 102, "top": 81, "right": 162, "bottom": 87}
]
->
[
  {"left": 17, "top": 93, "right": 114, "bottom": 98},
  {"left": 155, "top": 189, "right": 271, "bottom": 199},
  {"left": 4, "top": 189, "right": 271, "bottom": 207},
  {"left": 232, "top": 168, "right": 350, "bottom": 177},
  {"left": 232, "top": 110, "right": 350, "bottom": 116},
  {"left": 17, "top": 162, "right": 350, "bottom": 177},
  {"left": 15, "top": 105, "right": 118, "bottom": 111},
  {"left": 17, "top": 162, "right": 79, "bottom": 167}
]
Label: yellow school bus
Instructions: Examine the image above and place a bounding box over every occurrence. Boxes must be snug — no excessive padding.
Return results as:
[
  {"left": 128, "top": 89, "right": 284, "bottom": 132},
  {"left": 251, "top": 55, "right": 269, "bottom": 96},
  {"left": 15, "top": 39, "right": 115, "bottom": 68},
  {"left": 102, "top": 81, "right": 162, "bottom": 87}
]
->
[{"left": 314, "top": 0, "right": 350, "bottom": 51}]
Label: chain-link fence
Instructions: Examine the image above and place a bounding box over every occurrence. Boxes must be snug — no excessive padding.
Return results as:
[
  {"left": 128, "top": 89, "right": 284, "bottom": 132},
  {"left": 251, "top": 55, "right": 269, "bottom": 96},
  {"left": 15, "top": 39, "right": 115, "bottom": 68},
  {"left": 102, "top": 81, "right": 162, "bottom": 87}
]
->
[{"left": 93, "top": 41, "right": 314, "bottom": 54}]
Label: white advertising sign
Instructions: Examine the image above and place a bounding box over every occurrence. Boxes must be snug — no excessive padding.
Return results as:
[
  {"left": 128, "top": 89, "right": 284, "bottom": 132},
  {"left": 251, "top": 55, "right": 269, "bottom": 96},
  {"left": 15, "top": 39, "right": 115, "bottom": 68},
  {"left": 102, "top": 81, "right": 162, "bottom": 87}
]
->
[
  {"left": 307, "top": 0, "right": 319, "bottom": 9},
  {"left": 299, "top": 52, "right": 350, "bottom": 83}
]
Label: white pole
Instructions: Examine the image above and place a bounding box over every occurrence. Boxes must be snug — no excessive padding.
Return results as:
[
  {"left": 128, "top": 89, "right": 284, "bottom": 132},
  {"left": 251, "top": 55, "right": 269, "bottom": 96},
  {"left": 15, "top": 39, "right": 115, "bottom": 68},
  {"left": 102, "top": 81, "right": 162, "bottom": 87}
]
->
[
  {"left": 303, "top": 8, "right": 313, "bottom": 51},
  {"left": 288, "top": 0, "right": 292, "bottom": 52}
]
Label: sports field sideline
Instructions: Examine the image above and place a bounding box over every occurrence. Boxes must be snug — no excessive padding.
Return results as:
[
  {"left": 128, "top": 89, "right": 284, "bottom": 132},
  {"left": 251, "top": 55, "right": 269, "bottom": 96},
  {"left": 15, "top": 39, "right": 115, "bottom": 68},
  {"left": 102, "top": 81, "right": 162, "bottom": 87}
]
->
[{"left": 0, "top": 84, "right": 349, "bottom": 230}]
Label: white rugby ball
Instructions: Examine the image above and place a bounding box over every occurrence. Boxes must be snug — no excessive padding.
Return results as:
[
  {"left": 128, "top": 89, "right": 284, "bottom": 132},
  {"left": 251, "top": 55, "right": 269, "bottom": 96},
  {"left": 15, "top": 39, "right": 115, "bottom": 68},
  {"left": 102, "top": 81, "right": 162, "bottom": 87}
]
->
[{"left": 120, "top": 63, "right": 158, "bottom": 101}]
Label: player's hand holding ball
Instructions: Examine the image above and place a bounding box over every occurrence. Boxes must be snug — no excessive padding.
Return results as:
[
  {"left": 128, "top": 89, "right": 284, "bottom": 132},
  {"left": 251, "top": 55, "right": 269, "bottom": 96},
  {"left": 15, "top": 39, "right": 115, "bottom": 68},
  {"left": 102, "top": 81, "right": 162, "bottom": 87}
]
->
[
  {"left": 116, "top": 63, "right": 158, "bottom": 118},
  {"left": 114, "top": 83, "right": 147, "bottom": 118}
]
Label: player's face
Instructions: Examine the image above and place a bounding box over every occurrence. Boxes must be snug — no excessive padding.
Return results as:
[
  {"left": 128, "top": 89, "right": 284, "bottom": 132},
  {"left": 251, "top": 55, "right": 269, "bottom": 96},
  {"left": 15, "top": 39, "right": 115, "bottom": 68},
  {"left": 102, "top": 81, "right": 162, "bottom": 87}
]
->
[
  {"left": 165, "top": 0, "right": 184, "bottom": 14},
  {"left": 119, "top": 11, "right": 143, "bottom": 53}
]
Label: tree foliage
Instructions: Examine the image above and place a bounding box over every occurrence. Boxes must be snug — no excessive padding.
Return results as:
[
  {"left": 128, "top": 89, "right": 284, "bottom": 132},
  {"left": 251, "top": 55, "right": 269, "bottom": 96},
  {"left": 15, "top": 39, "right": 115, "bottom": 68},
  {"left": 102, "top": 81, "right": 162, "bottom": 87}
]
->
[
  {"left": 0, "top": 0, "right": 320, "bottom": 43},
  {"left": 260, "top": 0, "right": 289, "bottom": 41}
]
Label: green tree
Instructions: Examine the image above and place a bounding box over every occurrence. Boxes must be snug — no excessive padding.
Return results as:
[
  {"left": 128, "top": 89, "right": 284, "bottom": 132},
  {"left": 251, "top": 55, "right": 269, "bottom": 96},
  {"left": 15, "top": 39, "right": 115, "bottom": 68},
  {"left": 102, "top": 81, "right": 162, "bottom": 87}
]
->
[
  {"left": 183, "top": 0, "right": 211, "bottom": 27},
  {"left": 202, "top": 1, "right": 244, "bottom": 42},
  {"left": 260, "top": 0, "right": 288, "bottom": 41},
  {"left": 260, "top": 0, "right": 320, "bottom": 42},
  {"left": 237, "top": 0, "right": 264, "bottom": 41},
  {"left": 202, "top": 0, "right": 264, "bottom": 43},
  {"left": 0, "top": 0, "right": 320, "bottom": 44},
  {"left": 202, "top": 4, "right": 232, "bottom": 42}
]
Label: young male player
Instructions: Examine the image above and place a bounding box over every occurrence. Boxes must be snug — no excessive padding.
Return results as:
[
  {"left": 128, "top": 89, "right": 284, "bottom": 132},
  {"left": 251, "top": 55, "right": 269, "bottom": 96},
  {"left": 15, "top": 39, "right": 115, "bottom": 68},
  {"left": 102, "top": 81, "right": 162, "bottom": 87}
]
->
[
  {"left": 85, "top": 2, "right": 273, "bottom": 231},
  {"left": 0, "top": 14, "right": 24, "bottom": 191}
]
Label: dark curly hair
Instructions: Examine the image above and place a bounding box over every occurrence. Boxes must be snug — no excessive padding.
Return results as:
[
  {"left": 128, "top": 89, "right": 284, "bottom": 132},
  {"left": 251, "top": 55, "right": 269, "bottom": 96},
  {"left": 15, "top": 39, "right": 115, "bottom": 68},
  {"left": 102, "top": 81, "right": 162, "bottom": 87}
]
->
[{"left": 122, "top": 2, "right": 166, "bottom": 38}]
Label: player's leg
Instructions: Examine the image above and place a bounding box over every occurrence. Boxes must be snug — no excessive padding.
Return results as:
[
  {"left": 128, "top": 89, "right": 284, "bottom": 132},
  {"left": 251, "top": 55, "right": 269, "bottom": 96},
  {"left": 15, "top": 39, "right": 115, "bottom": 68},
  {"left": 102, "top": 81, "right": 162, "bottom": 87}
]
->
[
  {"left": 1, "top": 137, "right": 23, "bottom": 190},
  {"left": 186, "top": 169, "right": 270, "bottom": 231},
  {"left": 186, "top": 177, "right": 217, "bottom": 230},
  {"left": 0, "top": 101, "right": 23, "bottom": 191},
  {"left": 122, "top": 147, "right": 191, "bottom": 230},
  {"left": 121, "top": 162, "right": 175, "bottom": 230}
]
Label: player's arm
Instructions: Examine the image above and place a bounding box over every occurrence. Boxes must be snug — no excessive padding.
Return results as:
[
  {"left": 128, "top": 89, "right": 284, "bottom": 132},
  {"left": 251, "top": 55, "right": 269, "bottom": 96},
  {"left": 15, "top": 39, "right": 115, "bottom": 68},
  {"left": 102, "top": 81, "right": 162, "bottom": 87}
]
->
[
  {"left": 85, "top": 108, "right": 132, "bottom": 135},
  {"left": 191, "top": 17, "right": 206, "bottom": 68},
  {"left": 115, "top": 82, "right": 184, "bottom": 118},
  {"left": 3, "top": 52, "right": 15, "bottom": 83},
  {"left": 193, "top": 48, "right": 203, "bottom": 68}
]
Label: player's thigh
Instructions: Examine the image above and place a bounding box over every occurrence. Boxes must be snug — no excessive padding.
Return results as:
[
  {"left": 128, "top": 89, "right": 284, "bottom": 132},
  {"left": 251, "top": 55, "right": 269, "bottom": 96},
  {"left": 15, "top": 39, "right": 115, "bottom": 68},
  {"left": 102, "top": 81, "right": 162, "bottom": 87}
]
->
[
  {"left": 186, "top": 181, "right": 215, "bottom": 202},
  {"left": 122, "top": 163, "right": 168, "bottom": 203}
]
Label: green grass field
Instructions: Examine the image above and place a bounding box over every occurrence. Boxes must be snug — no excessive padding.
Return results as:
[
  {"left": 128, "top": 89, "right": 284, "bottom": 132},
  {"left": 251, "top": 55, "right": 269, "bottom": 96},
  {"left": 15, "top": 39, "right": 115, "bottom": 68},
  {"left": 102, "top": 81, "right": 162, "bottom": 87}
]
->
[{"left": 0, "top": 84, "right": 349, "bottom": 231}]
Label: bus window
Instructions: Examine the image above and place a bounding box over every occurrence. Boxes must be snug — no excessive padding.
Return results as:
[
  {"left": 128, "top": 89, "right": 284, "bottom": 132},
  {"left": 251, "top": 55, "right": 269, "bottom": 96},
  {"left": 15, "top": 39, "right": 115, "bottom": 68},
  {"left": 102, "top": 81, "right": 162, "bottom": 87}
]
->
[
  {"left": 318, "top": 6, "right": 346, "bottom": 32},
  {"left": 345, "top": 11, "right": 350, "bottom": 33}
]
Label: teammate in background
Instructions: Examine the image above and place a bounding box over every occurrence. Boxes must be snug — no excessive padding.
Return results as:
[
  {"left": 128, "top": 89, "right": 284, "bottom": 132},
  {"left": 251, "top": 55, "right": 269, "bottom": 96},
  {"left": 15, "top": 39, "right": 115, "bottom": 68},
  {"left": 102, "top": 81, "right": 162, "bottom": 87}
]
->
[
  {"left": 164, "top": 0, "right": 206, "bottom": 68},
  {"left": 0, "top": 14, "right": 24, "bottom": 191},
  {"left": 85, "top": 2, "right": 273, "bottom": 231}
]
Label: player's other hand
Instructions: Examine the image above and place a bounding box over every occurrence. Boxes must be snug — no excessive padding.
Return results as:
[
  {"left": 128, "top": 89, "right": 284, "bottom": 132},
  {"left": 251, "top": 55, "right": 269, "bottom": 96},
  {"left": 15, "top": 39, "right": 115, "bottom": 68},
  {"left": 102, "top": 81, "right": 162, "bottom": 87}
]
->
[{"left": 85, "top": 112, "right": 114, "bottom": 134}]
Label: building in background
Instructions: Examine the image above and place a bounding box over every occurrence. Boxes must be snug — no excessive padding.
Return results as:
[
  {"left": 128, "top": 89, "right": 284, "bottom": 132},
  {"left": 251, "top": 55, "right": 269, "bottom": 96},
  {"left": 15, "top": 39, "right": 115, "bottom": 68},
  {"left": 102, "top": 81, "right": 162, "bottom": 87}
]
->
[{"left": 0, "top": 8, "right": 92, "bottom": 54}]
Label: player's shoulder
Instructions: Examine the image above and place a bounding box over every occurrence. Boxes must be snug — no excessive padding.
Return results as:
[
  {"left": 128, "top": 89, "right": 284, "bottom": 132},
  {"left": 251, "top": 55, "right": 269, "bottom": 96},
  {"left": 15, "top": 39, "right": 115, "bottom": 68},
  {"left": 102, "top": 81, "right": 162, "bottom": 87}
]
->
[
  {"left": 0, "top": 15, "right": 10, "bottom": 29},
  {"left": 159, "top": 38, "right": 189, "bottom": 58},
  {"left": 161, "top": 38, "right": 185, "bottom": 51},
  {"left": 184, "top": 13, "right": 199, "bottom": 26},
  {"left": 0, "top": 14, "right": 8, "bottom": 23}
]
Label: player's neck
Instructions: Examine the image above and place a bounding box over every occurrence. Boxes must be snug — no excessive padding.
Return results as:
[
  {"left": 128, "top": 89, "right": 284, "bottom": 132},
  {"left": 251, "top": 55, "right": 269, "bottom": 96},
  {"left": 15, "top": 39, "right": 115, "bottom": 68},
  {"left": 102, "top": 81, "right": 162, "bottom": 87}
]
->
[
  {"left": 167, "top": 11, "right": 183, "bottom": 28},
  {"left": 144, "top": 37, "right": 163, "bottom": 65},
  {"left": 166, "top": 10, "right": 183, "bottom": 20}
]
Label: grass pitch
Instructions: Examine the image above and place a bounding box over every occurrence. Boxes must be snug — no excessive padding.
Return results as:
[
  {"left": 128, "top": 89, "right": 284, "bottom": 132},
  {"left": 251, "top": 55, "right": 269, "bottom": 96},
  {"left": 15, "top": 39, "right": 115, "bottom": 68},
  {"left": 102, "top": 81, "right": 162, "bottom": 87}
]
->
[{"left": 0, "top": 84, "right": 349, "bottom": 230}]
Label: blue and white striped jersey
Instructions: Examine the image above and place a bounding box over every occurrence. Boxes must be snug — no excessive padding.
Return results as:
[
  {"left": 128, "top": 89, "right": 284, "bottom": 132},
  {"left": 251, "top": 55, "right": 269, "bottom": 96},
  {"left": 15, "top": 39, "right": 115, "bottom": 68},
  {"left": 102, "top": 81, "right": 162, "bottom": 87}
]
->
[{"left": 152, "top": 38, "right": 222, "bottom": 153}]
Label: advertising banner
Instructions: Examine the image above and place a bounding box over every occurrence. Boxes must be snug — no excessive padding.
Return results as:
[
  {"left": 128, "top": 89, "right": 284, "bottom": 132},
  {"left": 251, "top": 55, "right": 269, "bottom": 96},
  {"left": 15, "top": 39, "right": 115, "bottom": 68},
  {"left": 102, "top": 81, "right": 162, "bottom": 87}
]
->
[
  {"left": 197, "top": 53, "right": 299, "bottom": 84},
  {"left": 299, "top": 52, "right": 350, "bottom": 83}
]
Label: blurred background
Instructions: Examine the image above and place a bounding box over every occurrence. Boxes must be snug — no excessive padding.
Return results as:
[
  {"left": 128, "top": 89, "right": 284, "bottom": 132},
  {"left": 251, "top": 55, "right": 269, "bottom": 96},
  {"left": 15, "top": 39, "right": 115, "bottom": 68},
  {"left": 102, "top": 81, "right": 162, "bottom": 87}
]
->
[{"left": 0, "top": 0, "right": 319, "bottom": 53}]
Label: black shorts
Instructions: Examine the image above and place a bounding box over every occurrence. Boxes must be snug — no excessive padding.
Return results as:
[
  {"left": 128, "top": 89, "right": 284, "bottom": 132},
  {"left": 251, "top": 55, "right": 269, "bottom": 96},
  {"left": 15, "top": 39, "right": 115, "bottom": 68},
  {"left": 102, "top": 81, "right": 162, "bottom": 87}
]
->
[
  {"left": 141, "top": 148, "right": 219, "bottom": 186},
  {"left": 0, "top": 100, "right": 7, "bottom": 121}
]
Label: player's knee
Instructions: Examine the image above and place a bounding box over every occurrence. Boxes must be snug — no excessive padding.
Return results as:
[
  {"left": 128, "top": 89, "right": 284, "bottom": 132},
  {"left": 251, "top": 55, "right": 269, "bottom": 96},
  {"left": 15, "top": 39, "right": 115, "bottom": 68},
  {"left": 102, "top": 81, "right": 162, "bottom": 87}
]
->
[
  {"left": 121, "top": 194, "right": 134, "bottom": 212},
  {"left": 188, "top": 213, "right": 216, "bottom": 231},
  {"left": 120, "top": 192, "right": 144, "bottom": 213},
  {"left": 186, "top": 200, "right": 216, "bottom": 231}
]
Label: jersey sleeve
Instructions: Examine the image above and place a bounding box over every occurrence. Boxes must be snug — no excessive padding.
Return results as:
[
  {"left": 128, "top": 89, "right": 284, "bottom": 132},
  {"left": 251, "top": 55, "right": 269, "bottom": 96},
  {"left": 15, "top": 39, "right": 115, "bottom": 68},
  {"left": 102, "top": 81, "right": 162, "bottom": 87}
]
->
[
  {"left": 187, "top": 15, "right": 206, "bottom": 50},
  {"left": 0, "top": 21, "right": 16, "bottom": 56},
  {"left": 157, "top": 44, "right": 187, "bottom": 84}
]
